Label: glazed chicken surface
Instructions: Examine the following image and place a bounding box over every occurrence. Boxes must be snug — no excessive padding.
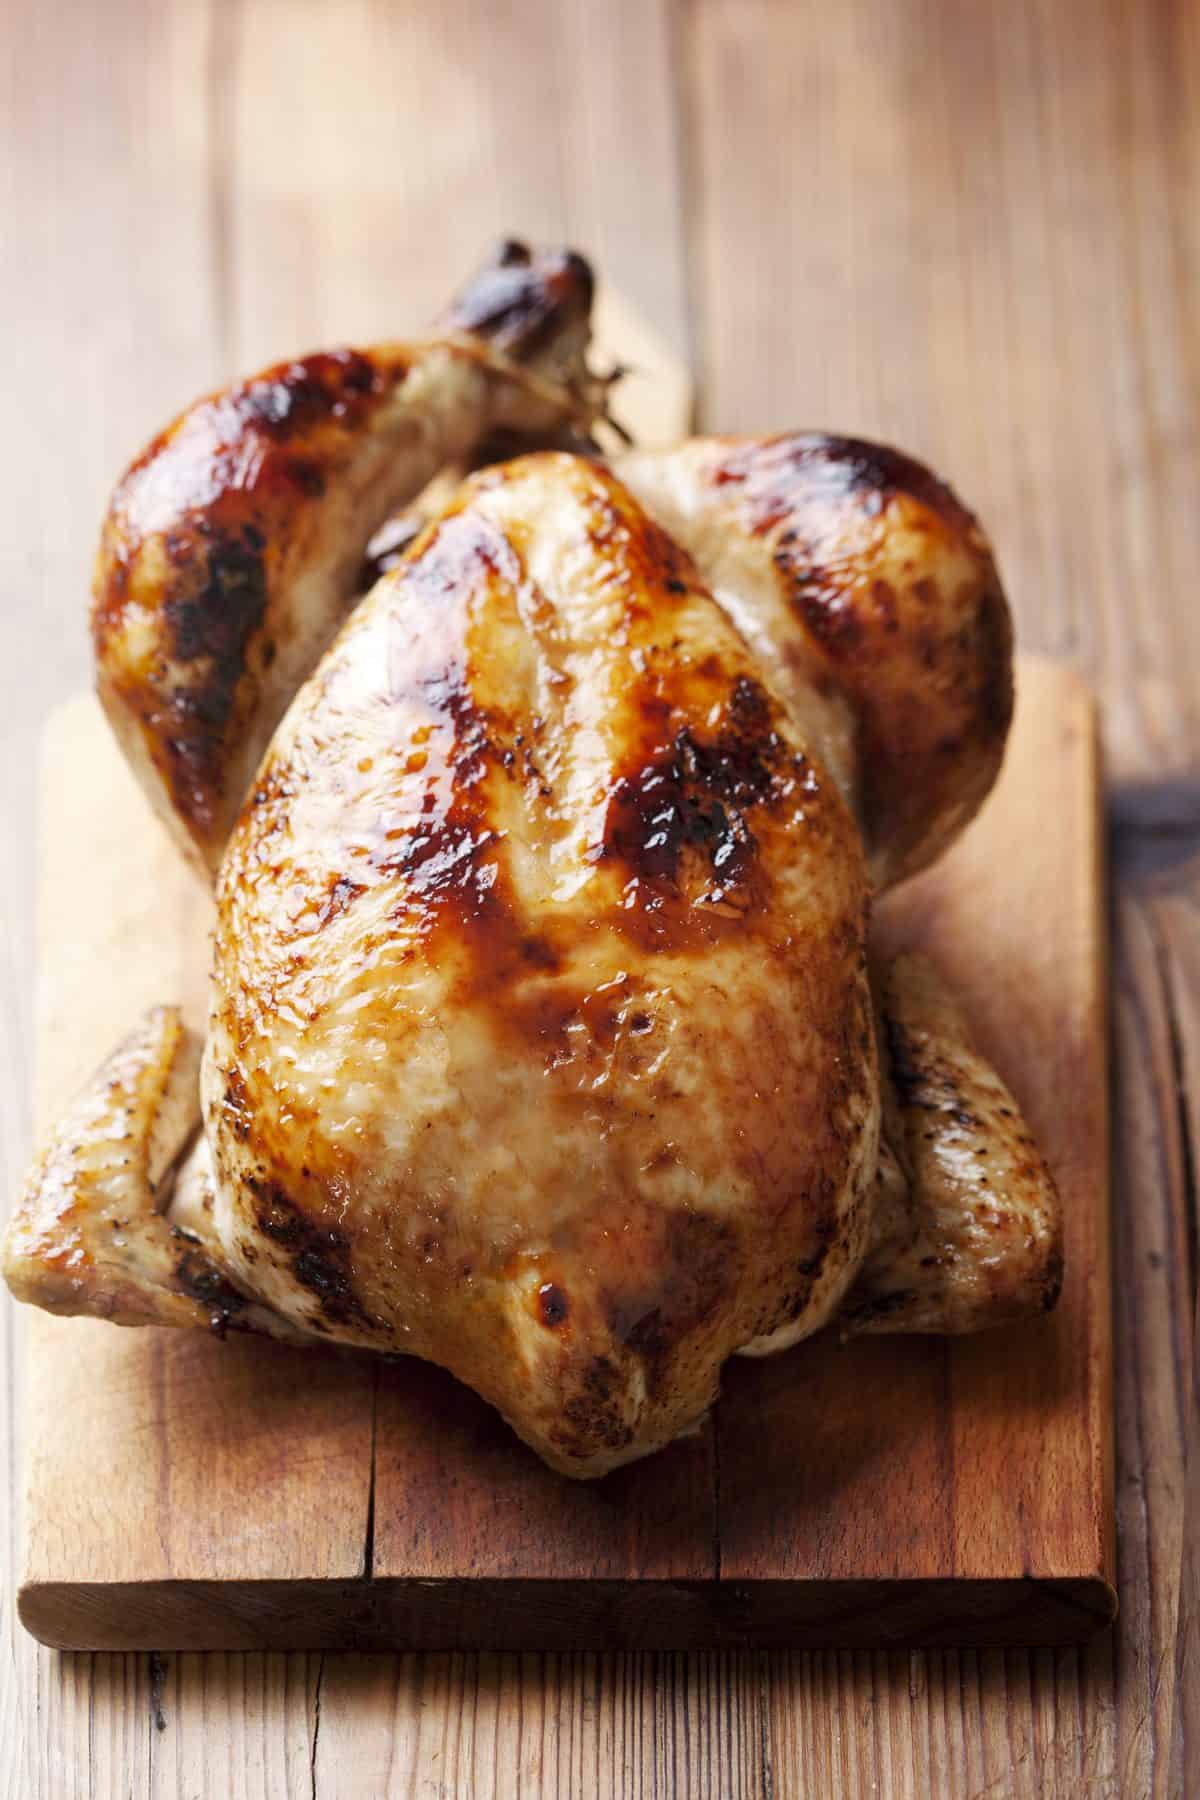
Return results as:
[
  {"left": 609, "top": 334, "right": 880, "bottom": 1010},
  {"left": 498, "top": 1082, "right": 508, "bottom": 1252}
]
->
[{"left": 3, "top": 244, "right": 1062, "bottom": 1478}]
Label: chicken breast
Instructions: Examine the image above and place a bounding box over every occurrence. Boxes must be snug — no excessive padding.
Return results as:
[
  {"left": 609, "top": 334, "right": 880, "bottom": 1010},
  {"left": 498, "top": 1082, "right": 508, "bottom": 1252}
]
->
[{"left": 196, "top": 452, "right": 878, "bottom": 1474}]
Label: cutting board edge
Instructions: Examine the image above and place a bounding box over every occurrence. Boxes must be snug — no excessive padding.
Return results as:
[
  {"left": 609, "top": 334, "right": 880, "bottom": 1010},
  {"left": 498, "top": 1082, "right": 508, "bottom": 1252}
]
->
[
  {"left": 15, "top": 654, "right": 1116, "bottom": 1648},
  {"left": 19, "top": 1570, "right": 1118, "bottom": 1654}
]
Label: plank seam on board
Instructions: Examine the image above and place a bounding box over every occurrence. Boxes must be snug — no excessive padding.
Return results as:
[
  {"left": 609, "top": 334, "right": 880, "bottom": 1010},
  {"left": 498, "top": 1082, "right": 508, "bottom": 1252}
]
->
[
  {"left": 1138, "top": 907, "right": 1197, "bottom": 1448},
  {"left": 308, "top": 1652, "right": 324, "bottom": 1800},
  {"left": 1147, "top": 905, "right": 1200, "bottom": 1322},
  {"left": 363, "top": 1362, "right": 378, "bottom": 1581}
]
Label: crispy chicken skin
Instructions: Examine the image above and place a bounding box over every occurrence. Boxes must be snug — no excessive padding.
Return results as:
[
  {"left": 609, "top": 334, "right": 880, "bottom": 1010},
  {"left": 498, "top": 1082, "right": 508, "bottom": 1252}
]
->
[
  {"left": 618, "top": 435, "right": 1013, "bottom": 888},
  {"left": 4, "top": 246, "right": 1064, "bottom": 1477},
  {"left": 92, "top": 242, "right": 608, "bottom": 875}
]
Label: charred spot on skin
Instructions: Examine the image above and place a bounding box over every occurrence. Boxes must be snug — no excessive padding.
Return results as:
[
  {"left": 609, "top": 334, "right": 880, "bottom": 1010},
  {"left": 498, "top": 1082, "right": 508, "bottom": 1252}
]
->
[
  {"left": 537, "top": 1282, "right": 569, "bottom": 1328},
  {"left": 145, "top": 521, "right": 272, "bottom": 830},
  {"left": 882, "top": 1017, "right": 936, "bottom": 1112},
  {"left": 602, "top": 674, "right": 793, "bottom": 909},
  {"left": 249, "top": 1178, "right": 372, "bottom": 1328},
  {"left": 163, "top": 525, "right": 267, "bottom": 666},
  {"left": 374, "top": 513, "right": 513, "bottom": 916},
  {"left": 170, "top": 1233, "right": 248, "bottom": 1339},
  {"left": 370, "top": 511, "right": 594, "bottom": 1055}
]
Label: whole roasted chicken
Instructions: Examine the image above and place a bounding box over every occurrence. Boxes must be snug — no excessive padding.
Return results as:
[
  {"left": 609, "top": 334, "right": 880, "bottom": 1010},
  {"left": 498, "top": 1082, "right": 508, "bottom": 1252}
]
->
[{"left": 3, "top": 245, "right": 1061, "bottom": 1477}]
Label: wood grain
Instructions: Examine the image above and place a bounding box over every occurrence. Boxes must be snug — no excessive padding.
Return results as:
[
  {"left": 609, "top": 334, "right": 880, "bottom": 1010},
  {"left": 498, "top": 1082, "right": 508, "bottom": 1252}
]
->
[{"left": 1, "top": 0, "right": 1197, "bottom": 1792}]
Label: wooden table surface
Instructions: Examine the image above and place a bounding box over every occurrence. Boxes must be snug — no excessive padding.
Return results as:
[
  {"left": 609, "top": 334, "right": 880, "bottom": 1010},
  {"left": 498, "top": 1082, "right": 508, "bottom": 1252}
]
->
[{"left": 2, "top": 1, "right": 1197, "bottom": 1793}]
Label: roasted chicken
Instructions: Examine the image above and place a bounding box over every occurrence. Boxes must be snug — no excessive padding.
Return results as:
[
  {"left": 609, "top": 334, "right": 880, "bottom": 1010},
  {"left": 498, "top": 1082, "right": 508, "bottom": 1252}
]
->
[{"left": 3, "top": 244, "right": 1061, "bottom": 1477}]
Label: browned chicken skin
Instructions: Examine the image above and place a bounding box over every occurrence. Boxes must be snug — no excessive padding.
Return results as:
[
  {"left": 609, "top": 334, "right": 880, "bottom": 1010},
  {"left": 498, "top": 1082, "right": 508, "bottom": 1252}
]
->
[
  {"left": 617, "top": 435, "right": 1013, "bottom": 888},
  {"left": 4, "top": 245, "right": 1062, "bottom": 1478},
  {"left": 843, "top": 955, "right": 1063, "bottom": 1335},
  {"left": 93, "top": 243, "right": 611, "bottom": 874}
]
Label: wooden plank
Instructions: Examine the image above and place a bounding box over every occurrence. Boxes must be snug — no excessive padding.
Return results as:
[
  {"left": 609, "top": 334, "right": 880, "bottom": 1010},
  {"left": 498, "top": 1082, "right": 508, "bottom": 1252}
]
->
[{"left": 17, "top": 657, "right": 1112, "bottom": 1653}]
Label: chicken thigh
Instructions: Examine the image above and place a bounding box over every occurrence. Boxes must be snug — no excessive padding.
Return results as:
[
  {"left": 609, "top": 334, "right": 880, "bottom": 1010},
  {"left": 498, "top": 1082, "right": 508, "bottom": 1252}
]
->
[
  {"left": 93, "top": 241, "right": 610, "bottom": 875},
  {"left": 617, "top": 434, "right": 1012, "bottom": 888}
]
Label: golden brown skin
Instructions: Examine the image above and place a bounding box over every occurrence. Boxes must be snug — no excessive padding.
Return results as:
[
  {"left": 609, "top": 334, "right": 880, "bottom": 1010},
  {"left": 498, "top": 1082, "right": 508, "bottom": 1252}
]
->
[
  {"left": 843, "top": 955, "right": 1063, "bottom": 1334},
  {"left": 93, "top": 243, "right": 608, "bottom": 875},
  {"left": 197, "top": 453, "right": 878, "bottom": 1475},
  {"left": 617, "top": 435, "right": 1013, "bottom": 888}
]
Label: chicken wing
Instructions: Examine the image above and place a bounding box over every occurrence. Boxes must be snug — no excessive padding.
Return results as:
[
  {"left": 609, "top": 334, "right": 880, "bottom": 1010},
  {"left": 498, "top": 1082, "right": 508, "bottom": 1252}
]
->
[
  {"left": 841, "top": 954, "right": 1063, "bottom": 1334},
  {"left": 2, "top": 1006, "right": 295, "bottom": 1340}
]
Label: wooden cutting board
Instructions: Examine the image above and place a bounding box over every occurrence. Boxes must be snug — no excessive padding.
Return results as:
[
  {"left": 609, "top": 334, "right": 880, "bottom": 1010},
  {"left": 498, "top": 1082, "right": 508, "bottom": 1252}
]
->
[{"left": 14, "top": 656, "right": 1113, "bottom": 1652}]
